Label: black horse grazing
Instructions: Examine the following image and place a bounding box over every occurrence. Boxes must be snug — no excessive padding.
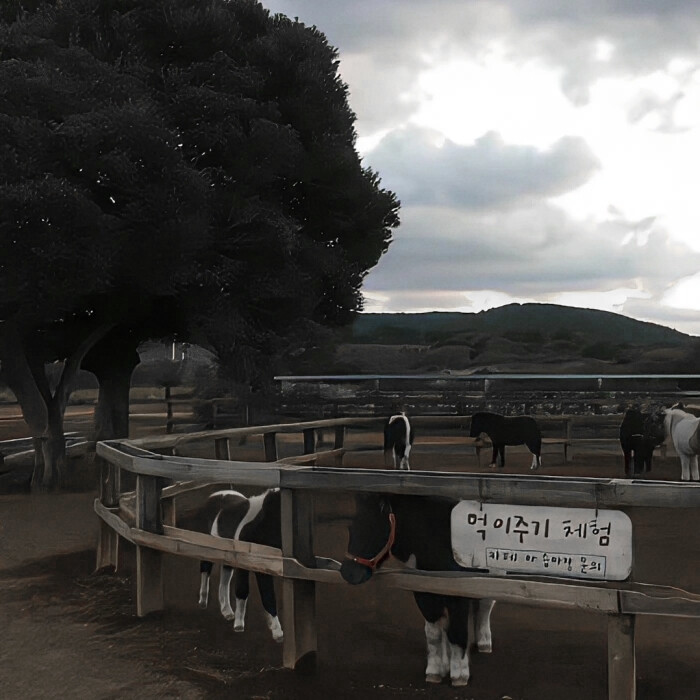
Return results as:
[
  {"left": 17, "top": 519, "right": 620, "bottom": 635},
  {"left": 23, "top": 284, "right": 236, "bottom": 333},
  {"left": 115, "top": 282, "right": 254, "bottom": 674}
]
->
[
  {"left": 197, "top": 489, "right": 283, "bottom": 642},
  {"left": 619, "top": 408, "right": 666, "bottom": 476},
  {"left": 469, "top": 412, "right": 542, "bottom": 470},
  {"left": 384, "top": 413, "right": 414, "bottom": 469},
  {"left": 340, "top": 493, "right": 495, "bottom": 687}
]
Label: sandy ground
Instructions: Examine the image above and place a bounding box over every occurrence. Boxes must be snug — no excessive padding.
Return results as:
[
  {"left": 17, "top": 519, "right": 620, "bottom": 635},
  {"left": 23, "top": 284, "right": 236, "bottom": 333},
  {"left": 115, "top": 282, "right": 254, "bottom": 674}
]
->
[{"left": 1, "top": 429, "right": 699, "bottom": 699}]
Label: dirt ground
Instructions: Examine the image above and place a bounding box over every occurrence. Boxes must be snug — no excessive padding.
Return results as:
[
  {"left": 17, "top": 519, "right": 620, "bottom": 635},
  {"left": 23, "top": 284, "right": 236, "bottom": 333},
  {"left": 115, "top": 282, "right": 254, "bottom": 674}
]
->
[{"left": 1, "top": 430, "right": 699, "bottom": 699}]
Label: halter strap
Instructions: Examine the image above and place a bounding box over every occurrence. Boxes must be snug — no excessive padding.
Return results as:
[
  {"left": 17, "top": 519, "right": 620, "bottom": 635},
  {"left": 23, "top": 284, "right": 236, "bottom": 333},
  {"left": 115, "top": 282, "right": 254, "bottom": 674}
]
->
[{"left": 344, "top": 512, "right": 396, "bottom": 571}]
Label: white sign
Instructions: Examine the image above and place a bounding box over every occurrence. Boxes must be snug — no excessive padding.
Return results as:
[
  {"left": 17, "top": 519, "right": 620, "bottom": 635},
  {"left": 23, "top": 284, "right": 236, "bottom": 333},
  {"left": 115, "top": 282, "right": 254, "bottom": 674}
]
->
[{"left": 451, "top": 501, "right": 633, "bottom": 581}]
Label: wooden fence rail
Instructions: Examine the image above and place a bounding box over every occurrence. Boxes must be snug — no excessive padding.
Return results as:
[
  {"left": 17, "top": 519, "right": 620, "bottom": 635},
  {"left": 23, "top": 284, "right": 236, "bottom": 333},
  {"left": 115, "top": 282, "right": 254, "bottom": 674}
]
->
[{"left": 94, "top": 417, "right": 700, "bottom": 700}]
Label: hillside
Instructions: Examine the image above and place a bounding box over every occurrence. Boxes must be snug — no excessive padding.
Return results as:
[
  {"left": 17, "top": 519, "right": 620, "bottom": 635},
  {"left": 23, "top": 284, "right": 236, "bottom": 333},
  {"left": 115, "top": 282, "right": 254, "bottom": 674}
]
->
[{"left": 326, "top": 303, "right": 700, "bottom": 375}]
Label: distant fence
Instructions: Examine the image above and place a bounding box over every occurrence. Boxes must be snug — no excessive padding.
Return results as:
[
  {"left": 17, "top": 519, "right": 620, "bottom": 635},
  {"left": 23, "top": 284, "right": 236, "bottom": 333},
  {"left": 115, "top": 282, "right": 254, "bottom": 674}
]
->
[
  {"left": 274, "top": 373, "right": 700, "bottom": 419},
  {"left": 94, "top": 415, "right": 700, "bottom": 700}
]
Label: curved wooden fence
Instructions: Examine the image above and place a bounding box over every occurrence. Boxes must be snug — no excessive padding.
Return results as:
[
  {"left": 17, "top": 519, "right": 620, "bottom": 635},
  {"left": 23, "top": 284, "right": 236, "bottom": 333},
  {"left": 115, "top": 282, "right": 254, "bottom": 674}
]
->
[{"left": 95, "top": 416, "right": 700, "bottom": 700}]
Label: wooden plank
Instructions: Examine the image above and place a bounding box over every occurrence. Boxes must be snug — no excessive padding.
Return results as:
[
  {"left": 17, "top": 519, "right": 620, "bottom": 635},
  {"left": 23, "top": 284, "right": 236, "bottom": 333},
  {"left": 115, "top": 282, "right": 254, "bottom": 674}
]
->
[
  {"left": 278, "top": 467, "right": 700, "bottom": 508},
  {"left": 620, "top": 587, "right": 700, "bottom": 618},
  {"left": 135, "top": 474, "right": 164, "bottom": 617},
  {"left": 608, "top": 614, "right": 636, "bottom": 700},
  {"left": 95, "top": 519, "right": 119, "bottom": 572},
  {"left": 95, "top": 457, "right": 121, "bottom": 571},
  {"left": 281, "top": 488, "right": 317, "bottom": 670},
  {"left": 373, "top": 569, "right": 619, "bottom": 613}
]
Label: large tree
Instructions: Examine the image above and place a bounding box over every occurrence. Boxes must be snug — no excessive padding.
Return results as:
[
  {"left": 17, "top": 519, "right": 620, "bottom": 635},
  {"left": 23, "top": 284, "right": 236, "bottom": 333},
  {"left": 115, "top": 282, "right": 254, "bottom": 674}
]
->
[{"left": 0, "top": 0, "right": 400, "bottom": 489}]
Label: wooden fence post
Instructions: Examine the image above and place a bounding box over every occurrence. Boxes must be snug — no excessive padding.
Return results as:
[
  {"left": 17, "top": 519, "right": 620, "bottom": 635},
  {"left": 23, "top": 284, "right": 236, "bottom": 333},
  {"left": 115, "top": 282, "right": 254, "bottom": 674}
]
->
[
  {"left": 95, "top": 457, "right": 121, "bottom": 571},
  {"left": 302, "top": 428, "right": 315, "bottom": 455},
  {"left": 165, "top": 386, "right": 174, "bottom": 434},
  {"left": 135, "top": 474, "right": 164, "bottom": 617},
  {"left": 263, "top": 432, "right": 278, "bottom": 462},
  {"left": 608, "top": 613, "right": 636, "bottom": 700},
  {"left": 214, "top": 437, "right": 231, "bottom": 461},
  {"left": 334, "top": 425, "right": 345, "bottom": 466},
  {"left": 281, "top": 488, "right": 317, "bottom": 671}
]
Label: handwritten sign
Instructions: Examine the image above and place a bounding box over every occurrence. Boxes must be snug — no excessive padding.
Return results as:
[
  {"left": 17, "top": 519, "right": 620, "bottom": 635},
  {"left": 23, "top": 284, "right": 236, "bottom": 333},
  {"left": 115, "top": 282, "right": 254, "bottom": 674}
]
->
[{"left": 451, "top": 501, "right": 633, "bottom": 581}]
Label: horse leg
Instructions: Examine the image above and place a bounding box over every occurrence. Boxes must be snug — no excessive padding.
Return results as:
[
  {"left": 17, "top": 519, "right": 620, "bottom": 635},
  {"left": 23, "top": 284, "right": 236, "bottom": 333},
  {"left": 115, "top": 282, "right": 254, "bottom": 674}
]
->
[
  {"left": 691, "top": 454, "right": 699, "bottom": 481},
  {"left": 218, "top": 565, "right": 236, "bottom": 621},
  {"left": 232, "top": 568, "right": 250, "bottom": 631},
  {"left": 680, "top": 454, "right": 691, "bottom": 481},
  {"left": 400, "top": 442, "right": 411, "bottom": 470},
  {"left": 474, "top": 599, "right": 495, "bottom": 653},
  {"left": 526, "top": 438, "right": 541, "bottom": 470},
  {"left": 498, "top": 445, "right": 506, "bottom": 468},
  {"left": 198, "top": 560, "right": 213, "bottom": 608},
  {"left": 414, "top": 593, "right": 449, "bottom": 683},
  {"left": 489, "top": 444, "right": 498, "bottom": 469},
  {"left": 623, "top": 450, "right": 632, "bottom": 476},
  {"left": 445, "top": 597, "right": 471, "bottom": 687},
  {"left": 255, "top": 572, "right": 283, "bottom": 642}
]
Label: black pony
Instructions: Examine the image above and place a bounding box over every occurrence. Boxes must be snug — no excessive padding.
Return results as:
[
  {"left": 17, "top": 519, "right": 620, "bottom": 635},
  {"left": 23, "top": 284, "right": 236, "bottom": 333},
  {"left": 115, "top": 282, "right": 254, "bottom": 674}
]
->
[
  {"left": 384, "top": 413, "right": 414, "bottom": 469},
  {"left": 340, "top": 493, "right": 495, "bottom": 687},
  {"left": 197, "top": 489, "right": 283, "bottom": 643},
  {"left": 469, "top": 411, "right": 542, "bottom": 470},
  {"left": 619, "top": 408, "right": 666, "bottom": 476}
]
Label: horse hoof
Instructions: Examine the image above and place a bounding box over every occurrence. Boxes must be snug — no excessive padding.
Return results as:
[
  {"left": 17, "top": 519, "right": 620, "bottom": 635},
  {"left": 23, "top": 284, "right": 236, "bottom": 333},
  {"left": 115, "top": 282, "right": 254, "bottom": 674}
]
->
[
  {"left": 451, "top": 677, "right": 470, "bottom": 687},
  {"left": 425, "top": 674, "right": 443, "bottom": 684}
]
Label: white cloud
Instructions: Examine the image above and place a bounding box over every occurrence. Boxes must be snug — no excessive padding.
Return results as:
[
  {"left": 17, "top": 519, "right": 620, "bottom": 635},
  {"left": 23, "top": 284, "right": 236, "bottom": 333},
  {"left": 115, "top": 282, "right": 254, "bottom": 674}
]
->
[
  {"left": 366, "top": 127, "right": 600, "bottom": 209},
  {"left": 263, "top": 0, "right": 700, "bottom": 334}
]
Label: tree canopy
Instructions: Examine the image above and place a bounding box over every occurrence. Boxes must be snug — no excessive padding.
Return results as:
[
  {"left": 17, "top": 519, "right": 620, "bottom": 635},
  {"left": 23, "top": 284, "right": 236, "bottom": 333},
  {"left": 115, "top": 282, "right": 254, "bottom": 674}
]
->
[{"left": 0, "top": 0, "right": 400, "bottom": 487}]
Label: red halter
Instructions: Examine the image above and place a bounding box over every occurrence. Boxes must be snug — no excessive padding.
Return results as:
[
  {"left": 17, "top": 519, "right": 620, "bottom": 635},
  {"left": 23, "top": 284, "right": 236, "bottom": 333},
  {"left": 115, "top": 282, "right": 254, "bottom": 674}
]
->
[{"left": 344, "top": 512, "right": 396, "bottom": 571}]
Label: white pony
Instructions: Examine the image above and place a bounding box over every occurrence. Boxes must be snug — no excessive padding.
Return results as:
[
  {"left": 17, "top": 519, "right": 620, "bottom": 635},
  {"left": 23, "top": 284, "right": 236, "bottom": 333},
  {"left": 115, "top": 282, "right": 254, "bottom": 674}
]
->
[{"left": 663, "top": 404, "right": 700, "bottom": 481}]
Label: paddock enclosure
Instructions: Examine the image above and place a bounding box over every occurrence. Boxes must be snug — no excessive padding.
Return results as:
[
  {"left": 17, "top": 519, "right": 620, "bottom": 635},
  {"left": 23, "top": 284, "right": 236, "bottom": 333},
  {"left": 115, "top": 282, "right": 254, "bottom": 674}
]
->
[{"left": 94, "top": 409, "right": 700, "bottom": 700}]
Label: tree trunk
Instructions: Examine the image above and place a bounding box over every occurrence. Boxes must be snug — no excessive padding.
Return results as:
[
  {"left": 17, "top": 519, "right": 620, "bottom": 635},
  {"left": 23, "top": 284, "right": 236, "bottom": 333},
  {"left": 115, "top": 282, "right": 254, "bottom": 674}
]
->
[
  {"left": 92, "top": 363, "right": 137, "bottom": 441},
  {"left": 0, "top": 320, "right": 115, "bottom": 491},
  {"left": 32, "top": 402, "right": 66, "bottom": 491},
  {"left": 84, "top": 333, "right": 140, "bottom": 441}
]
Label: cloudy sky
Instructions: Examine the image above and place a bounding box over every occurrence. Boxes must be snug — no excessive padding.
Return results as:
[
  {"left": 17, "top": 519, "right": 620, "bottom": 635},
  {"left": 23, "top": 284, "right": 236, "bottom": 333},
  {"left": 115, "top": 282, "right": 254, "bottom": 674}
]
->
[{"left": 265, "top": 0, "right": 700, "bottom": 335}]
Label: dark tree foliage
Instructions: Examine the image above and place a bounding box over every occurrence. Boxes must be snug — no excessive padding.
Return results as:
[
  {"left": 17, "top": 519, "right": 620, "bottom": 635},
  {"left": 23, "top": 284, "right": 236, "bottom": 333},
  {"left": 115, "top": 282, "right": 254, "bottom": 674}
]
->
[{"left": 0, "top": 0, "right": 400, "bottom": 488}]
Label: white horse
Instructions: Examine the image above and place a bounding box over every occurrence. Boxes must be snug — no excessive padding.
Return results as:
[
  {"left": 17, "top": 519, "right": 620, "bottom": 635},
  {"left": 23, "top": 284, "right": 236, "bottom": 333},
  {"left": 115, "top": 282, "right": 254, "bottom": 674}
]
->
[{"left": 664, "top": 404, "right": 700, "bottom": 481}]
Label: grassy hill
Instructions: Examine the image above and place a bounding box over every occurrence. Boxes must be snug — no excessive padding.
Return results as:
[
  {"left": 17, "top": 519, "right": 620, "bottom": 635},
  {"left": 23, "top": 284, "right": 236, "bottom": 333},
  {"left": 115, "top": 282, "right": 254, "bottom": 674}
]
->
[{"left": 325, "top": 303, "right": 700, "bottom": 374}]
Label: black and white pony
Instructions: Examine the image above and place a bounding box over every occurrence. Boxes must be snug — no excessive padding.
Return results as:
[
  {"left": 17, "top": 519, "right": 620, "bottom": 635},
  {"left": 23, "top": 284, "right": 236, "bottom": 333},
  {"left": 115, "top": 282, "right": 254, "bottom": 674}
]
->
[
  {"left": 619, "top": 408, "right": 666, "bottom": 476},
  {"left": 197, "top": 489, "right": 283, "bottom": 642},
  {"left": 662, "top": 403, "right": 700, "bottom": 481},
  {"left": 340, "top": 493, "right": 495, "bottom": 687},
  {"left": 384, "top": 413, "right": 414, "bottom": 470},
  {"left": 469, "top": 411, "right": 541, "bottom": 470}
]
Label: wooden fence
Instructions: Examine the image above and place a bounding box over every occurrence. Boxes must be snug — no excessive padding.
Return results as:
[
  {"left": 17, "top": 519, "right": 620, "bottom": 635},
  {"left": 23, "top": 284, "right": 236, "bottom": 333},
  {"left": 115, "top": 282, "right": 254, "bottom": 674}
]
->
[{"left": 94, "top": 417, "right": 700, "bottom": 700}]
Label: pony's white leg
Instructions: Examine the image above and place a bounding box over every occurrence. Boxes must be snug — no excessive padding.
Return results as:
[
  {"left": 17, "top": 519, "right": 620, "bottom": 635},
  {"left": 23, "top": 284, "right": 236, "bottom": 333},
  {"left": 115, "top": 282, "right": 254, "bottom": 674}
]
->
[
  {"left": 475, "top": 599, "right": 495, "bottom": 653},
  {"left": 530, "top": 453, "right": 541, "bottom": 470},
  {"left": 218, "top": 566, "right": 235, "bottom": 620},
  {"left": 198, "top": 571, "right": 210, "bottom": 608},
  {"left": 265, "top": 611, "right": 284, "bottom": 643},
  {"left": 424, "top": 618, "right": 449, "bottom": 682},
  {"left": 691, "top": 455, "right": 699, "bottom": 481},
  {"left": 233, "top": 596, "right": 247, "bottom": 631},
  {"left": 449, "top": 642, "right": 470, "bottom": 687},
  {"left": 400, "top": 443, "right": 411, "bottom": 470},
  {"left": 680, "top": 455, "right": 691, "bottom": 481}
]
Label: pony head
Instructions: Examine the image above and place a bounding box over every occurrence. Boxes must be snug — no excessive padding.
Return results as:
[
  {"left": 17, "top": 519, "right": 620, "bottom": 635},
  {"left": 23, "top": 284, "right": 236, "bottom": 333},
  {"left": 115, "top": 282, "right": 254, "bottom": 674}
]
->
[
  {"left": 643, "top": 409, "right": 667, "bottom": 446},
  {"left": 340, "top": 494, "right": 395, "bottom": 585}
]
